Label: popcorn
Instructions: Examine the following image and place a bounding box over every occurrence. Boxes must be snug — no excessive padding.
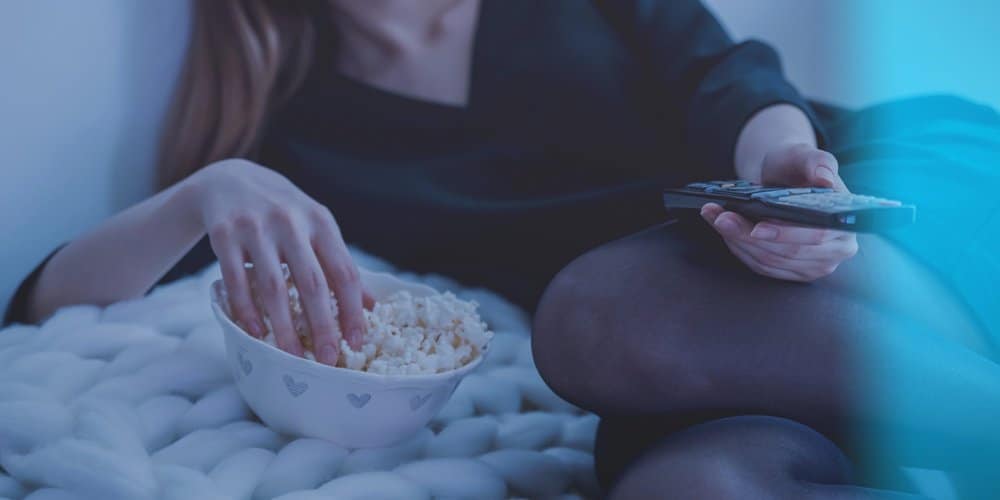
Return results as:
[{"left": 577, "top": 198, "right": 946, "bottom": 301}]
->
[{"left": 238, "top": 264, "right": 492, "bottom": 375}]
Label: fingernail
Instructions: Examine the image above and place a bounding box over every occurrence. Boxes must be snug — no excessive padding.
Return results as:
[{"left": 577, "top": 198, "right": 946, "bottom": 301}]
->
[
  {"left": 715, "top": 218, "right": 736, "bottom": 233},
  {"left": 243, "top": 320, "right": 258, "bottom": 337},
  {"left": 320, "top": 345, "right": 339, "bottom": 365},
  {"left": 253, "top": 319, "right": 266, "bottom": 337},
  {"left": 751, "top": 225, "right": 779, "bottom": 240},
  {"left": 816, "top": 165, "right": 836, "bottom": 185},
  {"left": 349, "top": 328, "right": 363, "bottom": 342}
]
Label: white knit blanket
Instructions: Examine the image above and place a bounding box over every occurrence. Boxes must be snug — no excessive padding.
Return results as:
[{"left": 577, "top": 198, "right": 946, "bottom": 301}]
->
[{"left": 0, "top": 252, "right": 599, "bottom": 500}]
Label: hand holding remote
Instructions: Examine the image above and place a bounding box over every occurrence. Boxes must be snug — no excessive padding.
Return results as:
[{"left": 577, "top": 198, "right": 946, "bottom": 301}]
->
[{"left": 700, "top": 143, "right": 859, "bottom": 282}]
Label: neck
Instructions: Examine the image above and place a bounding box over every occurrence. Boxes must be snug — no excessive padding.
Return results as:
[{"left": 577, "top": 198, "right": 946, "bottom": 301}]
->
[{"left": 329, "top": 0, "right": 468, "bottom": 54}]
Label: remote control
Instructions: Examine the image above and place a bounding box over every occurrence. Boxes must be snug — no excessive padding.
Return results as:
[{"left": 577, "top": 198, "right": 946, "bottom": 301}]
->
[{"left": 663, "top": 180, "right": 916, "bottom": 232}]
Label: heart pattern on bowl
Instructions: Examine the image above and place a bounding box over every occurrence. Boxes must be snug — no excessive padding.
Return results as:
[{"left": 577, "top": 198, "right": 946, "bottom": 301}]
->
[
  {"left": 347, "top": 393, "right": 372, "bottom": 408},
  {"left": 237, "top": 350, "right": 253, "bottom": 376},
  {"left": 409, "top": 393, "right": 433, "bottom": 411},
  {"left": 283, "top": 374, "right": 308, "bottom": 397}
]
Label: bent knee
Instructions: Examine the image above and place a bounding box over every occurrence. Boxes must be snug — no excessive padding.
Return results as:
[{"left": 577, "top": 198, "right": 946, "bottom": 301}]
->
[
  {"left": 531, "top": 227, "right": 713, "bottom": 413},
  {"left": 531, "top": 250, "right": 610, "bottom": 407}
]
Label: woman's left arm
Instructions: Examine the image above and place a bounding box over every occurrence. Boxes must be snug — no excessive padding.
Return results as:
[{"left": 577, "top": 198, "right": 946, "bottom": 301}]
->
[
  {"left": 702, "top": 104, "right": 858, "bottom": 282},
  {"left": 595, "top": 0, "right": 858, "bottom": 281}
]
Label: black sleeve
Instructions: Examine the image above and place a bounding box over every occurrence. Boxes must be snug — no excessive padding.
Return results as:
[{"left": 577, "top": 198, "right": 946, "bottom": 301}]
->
[
  {"left": 3, "top": 245, "right": 65, "bottom": 327},
  {"left": 2, "top": 238, "right": 217, "bottom": 328},
  {"left": 595, "top": 0, "right": 827, "bottom": 178}
]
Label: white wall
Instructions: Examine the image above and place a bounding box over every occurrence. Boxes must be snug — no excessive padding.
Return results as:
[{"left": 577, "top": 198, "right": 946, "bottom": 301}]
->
[
  {"left": 0, "top": 1, "right": 189, "bottom": 315},
  {"left": 704, "top": 0, "right": 1000, "bottom": 110},
  {"left": 703, "top": 0, "right": 844, "bottom": 104},
  {"left": 839, "top": 0, "right": 1000, "bottom": 111}
]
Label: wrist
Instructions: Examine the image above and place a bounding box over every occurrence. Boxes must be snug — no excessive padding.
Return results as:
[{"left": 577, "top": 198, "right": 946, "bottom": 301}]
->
[{"left": 172, "top": 170, "right": 211, "bottom": 233}]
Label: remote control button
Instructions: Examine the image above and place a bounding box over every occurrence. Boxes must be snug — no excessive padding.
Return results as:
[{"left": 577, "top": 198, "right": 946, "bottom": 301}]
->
[
  {"left": 787, "top": 188, "right": 813, "bottom": 194},
  {"left": 774, "top": 192, "right": 907, "bottom": 214},
  {"left": 751, "top": 189, "right": 790, "bottom": 199},
  {"left": 776, "top": 196, "right": 818, "bottom": 206},
  {"left": 724, "top": 185, "right": 768, "bottom": 193}
]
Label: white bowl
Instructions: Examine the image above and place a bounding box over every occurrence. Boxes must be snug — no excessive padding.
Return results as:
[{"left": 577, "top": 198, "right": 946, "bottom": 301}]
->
[{"left": 210, "top": 270, "right": 485, "bottom": 448}]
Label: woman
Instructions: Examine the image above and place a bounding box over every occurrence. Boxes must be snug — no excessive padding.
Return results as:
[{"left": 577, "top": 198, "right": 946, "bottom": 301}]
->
[{"left": 5, "top": 0, "right": 998, "bottom": 498}]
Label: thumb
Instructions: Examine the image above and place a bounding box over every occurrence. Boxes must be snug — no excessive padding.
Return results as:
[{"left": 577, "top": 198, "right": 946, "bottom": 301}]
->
[
  {"left": 762, "top": 145, "right": 847, "bottom": 191},
  {"left": 806, "top": 150, "right": 846, "bottom": 192}
]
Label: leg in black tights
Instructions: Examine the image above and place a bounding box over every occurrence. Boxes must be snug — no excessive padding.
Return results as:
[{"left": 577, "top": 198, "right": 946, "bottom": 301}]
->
[
  {"left": 603, "top": 416, "right": 928, "bottom": 499},
  {"left": 532, "top": 218, "right": 1000, "bottom": 497}
]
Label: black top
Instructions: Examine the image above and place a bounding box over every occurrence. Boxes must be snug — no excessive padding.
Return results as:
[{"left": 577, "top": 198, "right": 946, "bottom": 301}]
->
[{"left": 4, "top": 0, "right": 823, "bottom": 324}]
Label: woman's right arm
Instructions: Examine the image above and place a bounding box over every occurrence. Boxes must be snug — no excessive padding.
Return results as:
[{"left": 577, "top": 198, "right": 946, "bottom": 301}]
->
[
  {"left": 27, "top": 168, "right": 205, "bottom": 323},
  {"left": 25, "top": 159, "right": 367, "bottom": 365}
]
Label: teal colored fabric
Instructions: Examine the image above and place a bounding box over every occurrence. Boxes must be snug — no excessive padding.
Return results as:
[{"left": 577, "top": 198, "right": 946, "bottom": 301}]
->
[{"left": 829, "top": 95, "right": 1000, "bottom": 341}]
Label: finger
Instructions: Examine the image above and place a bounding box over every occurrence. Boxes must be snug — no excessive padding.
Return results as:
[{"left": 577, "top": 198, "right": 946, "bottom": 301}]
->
[
  {"left": 710, "top": 210, "right": 756, "bottom": 241},
  {"left": 362, "top": 288, "right": 376, "bottom": 311},
  {"left": 739, "top": 235, "right": 859, "bottom": 262},
  {"left": 763, "top": 145, "right": 848, "bottom": 192},
  {"left": 354, "top": 267, "right": 377, "bottom": 310},
  {"left": 736, "top": 237, "right": 839, "bottom": 280},
  {"left": 749, "top": 220, "right": 850, "bottom": 245},
  {"left": 313, "top": 226, "right": 367, "bottom": 350},
  {"left": 209, "top": 226, "right": 265, "bottom": 338},
  {"left": 802, "top": 148, "right": 844, "bottom": 191},
  {"left": 246, "top": 239, "right": 303, "bottom": 357},
  {"left": 709, "top": 208, "right": 855, "bottom": 263},
  {"left": 707, "top": 209, "right": 842, "bottom": 280},
  {"left": 726, "top": 238, "right": 805, "bottom": 281},
  {"left": 761, "top": 143, "right": 815, "bottom": 187},
  {"left": 700, "top": 202, "right": 725, "bottom": 224},
  {"left": 726, "top": 239, "right": 817, "bottom": 282},
  {"left": 703, "top": 207, "right": 798, "bottom": 279},
  {"left": 283, "top": 236, "right": 341, "bottom": 366}
]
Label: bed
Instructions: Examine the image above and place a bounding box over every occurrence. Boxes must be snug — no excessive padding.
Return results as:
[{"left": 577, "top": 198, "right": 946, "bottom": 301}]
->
[{"left": 0, "top": 250, "right": 599, "bottom": 499}]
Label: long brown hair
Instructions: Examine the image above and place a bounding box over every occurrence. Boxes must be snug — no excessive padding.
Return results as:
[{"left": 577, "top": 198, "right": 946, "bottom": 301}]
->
[{"left": 156, "top": 1, "right": 320, "bottom": 189}]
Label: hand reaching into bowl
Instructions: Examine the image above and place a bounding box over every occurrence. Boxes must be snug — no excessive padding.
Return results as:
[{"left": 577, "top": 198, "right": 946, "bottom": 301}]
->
[{"left": 191, "top": 159, "right": 372, "bottom": 365}]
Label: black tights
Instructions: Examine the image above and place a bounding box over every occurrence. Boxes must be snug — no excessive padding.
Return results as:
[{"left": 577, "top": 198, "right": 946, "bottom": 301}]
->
[
  {"left": 599, "top": 415, "right": 927, "bottom": 499},
  {"left": 532, "top": 218, "right": 999, "bottom": 499}
]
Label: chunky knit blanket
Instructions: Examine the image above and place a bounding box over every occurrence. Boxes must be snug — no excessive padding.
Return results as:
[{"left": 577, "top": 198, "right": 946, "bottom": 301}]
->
[{"left": 0, "top": 252, "right": 599, "bottom": 499}]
